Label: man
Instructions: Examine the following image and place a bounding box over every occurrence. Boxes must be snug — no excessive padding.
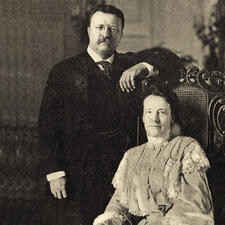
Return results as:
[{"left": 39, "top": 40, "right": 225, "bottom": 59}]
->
[{"left": 38, "top": 4, "right": 158, "bottom": 224}]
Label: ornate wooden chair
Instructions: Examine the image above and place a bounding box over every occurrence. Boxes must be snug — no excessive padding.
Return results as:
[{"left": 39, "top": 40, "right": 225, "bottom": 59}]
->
[
  {"left": 173, "top": 66, "right": 225, "bottom": 155},
  {"left": 139, "top": 65, "right": 225, "bottom": 224}
]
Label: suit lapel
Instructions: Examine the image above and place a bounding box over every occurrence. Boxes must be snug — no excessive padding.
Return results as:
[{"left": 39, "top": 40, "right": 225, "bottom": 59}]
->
[{"left": 72, "top": 52, "right": 99, "bottom": 104}]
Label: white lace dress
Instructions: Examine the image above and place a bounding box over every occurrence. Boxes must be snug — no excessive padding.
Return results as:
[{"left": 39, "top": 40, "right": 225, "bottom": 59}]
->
[{"left": 94, "top": 136, "right": 214, "bottom": 225}]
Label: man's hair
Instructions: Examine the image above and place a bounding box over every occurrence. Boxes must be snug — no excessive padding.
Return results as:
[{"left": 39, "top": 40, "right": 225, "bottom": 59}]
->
[
  {"left": 142, "top": 84, "right": 181, "bottom": 125},
  {"left": 88, "top": 4, "right": 125, "bottom": 30}
]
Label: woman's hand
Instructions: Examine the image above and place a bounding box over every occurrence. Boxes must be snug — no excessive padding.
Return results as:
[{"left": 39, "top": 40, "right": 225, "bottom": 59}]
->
[
  {"left": 93, "top": 218, "right": 121, "bottom": 225},
  {"left": 93, "top": 212, "right": 124, "bottom": 225},
  {"left": 93, "top": 220, "right": 112, "bottom": 225}
]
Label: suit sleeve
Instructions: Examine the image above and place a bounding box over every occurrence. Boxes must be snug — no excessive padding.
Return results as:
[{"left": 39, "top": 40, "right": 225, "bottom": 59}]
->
[{"left": 38, "top": 65, "right": 66, "bottom": 175}]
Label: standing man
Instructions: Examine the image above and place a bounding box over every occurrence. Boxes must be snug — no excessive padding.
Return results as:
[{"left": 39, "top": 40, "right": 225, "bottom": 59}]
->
[{"left": 38, "top": 4, "right": 158, "bottom": 225}]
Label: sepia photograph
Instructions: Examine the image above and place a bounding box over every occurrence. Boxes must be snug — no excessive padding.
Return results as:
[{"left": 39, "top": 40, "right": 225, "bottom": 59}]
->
[{"left": 0, "top": 0, "right": 224, "bottom": 224}]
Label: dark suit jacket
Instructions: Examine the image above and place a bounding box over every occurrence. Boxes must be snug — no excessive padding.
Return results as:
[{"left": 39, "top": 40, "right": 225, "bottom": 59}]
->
[{"left": 38, "top": 51, "right": 156, "bottom": 177}]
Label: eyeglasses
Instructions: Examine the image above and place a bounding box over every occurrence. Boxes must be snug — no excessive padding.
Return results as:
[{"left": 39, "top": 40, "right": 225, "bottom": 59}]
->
[{"left": 91, "top": 24, "right": 121, "bottom": 34}]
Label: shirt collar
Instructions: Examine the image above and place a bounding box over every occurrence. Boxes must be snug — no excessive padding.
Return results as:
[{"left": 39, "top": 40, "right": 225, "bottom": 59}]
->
[{"left": 87, "top": 46, "right": 114, "bottom": 64}]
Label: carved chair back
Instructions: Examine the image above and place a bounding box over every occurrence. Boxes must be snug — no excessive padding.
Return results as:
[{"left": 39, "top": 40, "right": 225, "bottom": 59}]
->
[{"left": 138, "top": 66, "right": 225, "bottom": 158}]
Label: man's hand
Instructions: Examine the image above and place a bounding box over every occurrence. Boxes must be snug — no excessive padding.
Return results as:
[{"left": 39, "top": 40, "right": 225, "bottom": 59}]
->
[
  {"left": 49, "top": 176, "right": 67, "bottom": 199},
  {"left": 119, "top": 63, "right": 158, "bottom": 92}
]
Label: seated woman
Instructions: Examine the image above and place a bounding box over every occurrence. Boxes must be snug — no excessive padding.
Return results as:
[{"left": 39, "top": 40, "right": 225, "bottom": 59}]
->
[{"left": 93, "top": 84, "right": 214, "bottom": 225}]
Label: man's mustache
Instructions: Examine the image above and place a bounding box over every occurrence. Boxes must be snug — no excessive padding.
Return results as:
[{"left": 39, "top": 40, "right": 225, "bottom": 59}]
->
[{"left": 98, "top": 37, "right": 111, "bottom": 44}]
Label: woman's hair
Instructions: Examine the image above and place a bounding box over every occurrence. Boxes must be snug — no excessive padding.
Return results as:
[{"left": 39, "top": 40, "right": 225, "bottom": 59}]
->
[{"left": 141, "top": 84, "right": 181, "bottom": 126}]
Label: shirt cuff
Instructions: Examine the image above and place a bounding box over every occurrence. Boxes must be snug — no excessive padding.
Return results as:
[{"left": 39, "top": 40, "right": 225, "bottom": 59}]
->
[{"left": 46, "top": 171, "right": 66, "bottom": 182}]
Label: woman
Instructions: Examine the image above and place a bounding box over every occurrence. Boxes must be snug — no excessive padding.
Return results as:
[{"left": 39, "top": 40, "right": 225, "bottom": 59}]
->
[{"left": 93, "top": 85, "right": 214, "bottom": 225}]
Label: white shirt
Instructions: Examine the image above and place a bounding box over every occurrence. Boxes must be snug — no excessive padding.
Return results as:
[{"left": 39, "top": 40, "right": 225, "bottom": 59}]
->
[{"left": 87, "top": 46, "right": 114, "bottom": 65}]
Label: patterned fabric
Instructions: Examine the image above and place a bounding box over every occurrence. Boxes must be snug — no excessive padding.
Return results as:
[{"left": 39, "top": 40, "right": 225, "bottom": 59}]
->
[{"left": 96, "top": 136, "right": 214, "bottom": 225}]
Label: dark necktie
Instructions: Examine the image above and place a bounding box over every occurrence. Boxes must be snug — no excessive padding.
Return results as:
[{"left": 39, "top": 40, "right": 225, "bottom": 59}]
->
[{"left": 97, "top": 61, "right": 112, "bottom": 79}]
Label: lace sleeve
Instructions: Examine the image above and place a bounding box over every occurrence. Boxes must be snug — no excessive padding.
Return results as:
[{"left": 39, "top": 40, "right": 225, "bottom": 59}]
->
[
  {"left": 100, "top": 152, "right": 131, "bottom": 224},
  {"left": 158, "top": 140, "right": 214, "bottom": 225},
  {"left": 182, "top": 141, "right": 210, "bottom": 174},
  {"left": 112, "top": 152, "right": 129, "bottom": 189}
]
